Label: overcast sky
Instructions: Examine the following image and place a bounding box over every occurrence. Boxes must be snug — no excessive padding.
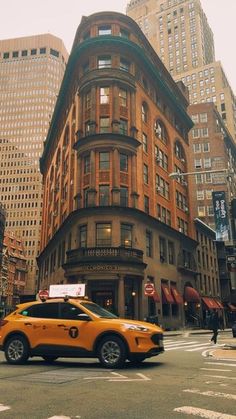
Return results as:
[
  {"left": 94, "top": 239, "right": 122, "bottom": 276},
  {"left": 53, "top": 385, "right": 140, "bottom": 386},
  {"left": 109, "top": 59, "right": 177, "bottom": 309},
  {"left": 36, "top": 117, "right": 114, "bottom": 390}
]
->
[{"left": 1, "top": 0, "right": 236, "bottom": 92}]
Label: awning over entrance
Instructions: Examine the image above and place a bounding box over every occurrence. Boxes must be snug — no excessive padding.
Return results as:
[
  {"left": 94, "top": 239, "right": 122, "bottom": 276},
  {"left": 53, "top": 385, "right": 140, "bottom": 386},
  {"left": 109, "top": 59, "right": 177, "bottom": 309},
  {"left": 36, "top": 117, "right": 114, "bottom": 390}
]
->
[
  {"left": 228, "top": 303, "right": 236, "bottom": 312},
  {"left": 171, "top": 286, "right": 183, "bottom": 304},
  {"left": 184, "top": 286, "right": 200, "bottom": 303},
  {"left": 161, "top": 284, "right": 175, "bottom": 304},
  {"left": 202, "top": 297, "right": 224, "bottom": 310}
]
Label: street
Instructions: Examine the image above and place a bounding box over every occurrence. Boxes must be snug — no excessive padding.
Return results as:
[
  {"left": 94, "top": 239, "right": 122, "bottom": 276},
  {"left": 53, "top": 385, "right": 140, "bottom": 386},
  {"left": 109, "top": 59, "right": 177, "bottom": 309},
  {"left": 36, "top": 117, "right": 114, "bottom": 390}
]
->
[{"left": 0, "top": 332, "right": 235, "bottom": 418}]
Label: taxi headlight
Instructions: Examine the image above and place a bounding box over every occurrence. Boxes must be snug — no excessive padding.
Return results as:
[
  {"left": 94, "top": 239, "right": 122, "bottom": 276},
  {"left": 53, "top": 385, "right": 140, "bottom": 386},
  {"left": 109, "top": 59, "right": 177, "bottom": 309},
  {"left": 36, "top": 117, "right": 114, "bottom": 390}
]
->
[{"left": 123, "top": 323, "right": 149, "bottom": 332}]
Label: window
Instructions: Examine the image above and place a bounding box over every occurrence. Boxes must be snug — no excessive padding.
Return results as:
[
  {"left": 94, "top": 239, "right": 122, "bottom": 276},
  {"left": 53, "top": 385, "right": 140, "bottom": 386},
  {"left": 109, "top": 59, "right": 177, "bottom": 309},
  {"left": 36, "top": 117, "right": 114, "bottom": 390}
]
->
[
  {"left": 60, "top": 303, "right": 85, "bottom": 320},
  {"left": 142, "top": 103, "right": 148, "bottom": 123},
  {"left": 204, "top": 158, "right": 211, "bottom": 168},
  {"left": 31, "top": 49, "right": 37, "bottom": 55},
  {"left": 195, "top": 174, "right": 203, "bottom": 184},
  {"left": 194, "top": 159, "right": 202, "bottom": 169},
  {"left": 99, "top": 152, "right": 110, "bottom": 170},
  {"left": 84, "top": 188, "right": 89, "bottom": 207},
  {"left": 119, "top": 89, "right": 127, "bottom": 107},
  {"left": 120, "top": 28, "right": 129, "bottom": 38},
  {"left": 21, "top": 50, "right": 28, "bottom": 57},
  {"left": 12, "top": 51, "right": 19, "bottom": 58},
  {"left": 142, "top": 133, "right": 148, "bottom": 153},
  {"left": 100, "top": 87, "right": 110, "bottom": 104},
  {"left": 84, "top": 155, "right": 90, "bottom": 174},
  {"left": 154, "top": 120, "right": 168, "bottom": 144},
  {"left": 21, "top": 303, "right": 59, "bottom": 319},
  {"left": 146, "top": 230, "right": 152, "bottom": 257},
  {"left": 50, "top": 48, "right": 59, "bottom": 57},
  {"left": 3, "top": 52, "right": 9, "bottom": 59},
  {"left": 98, "top": 56, "right": 111, "bottom": 69},
  {"left": 40, "top": 47, "right": 46, "bottom": 54},
  {"left": 120, "top": 187, "right": 128, "bottom": 206},
  {"left": 120, "top": 153, "right": 128, "bottom": 172},
  {"left": 159, "top": 237, "right": 166, "bottom": 262},
  {"left": 85, "top": 91, "right": 91, "bottom": 110},
  {"left": 198, "top": 206, "right": 205, "bottom": 217},
  {"left": 100, "top": 117, "right": 110, "bottom": 133},
  {"left": 96, "top": 223, "right": 111, "bottom": 247},
  {"left": 205, "top": 173, "right": 212, "bottom": 183},
  {"left": 143, "top": 164, "right": 148, "bottom": 184},
  {"left": 207, "top": 206, "right": 214, "bottom": 216},
  {"left": 200, "top": 113, "right": 207, "bottom": 123},
  {"left": 144, "top": 195, "right": 149, "bottom": 214},
  {"left": 191, "top": 114, "right": 199, "bottom": 123},
  {"left": 120, "top": 119, "right": 128, "bottom": 135},
  {"left": 197, "top": 190, "right": 204, "bottom": 200},
  {"left": 83, "top": 61, "right": 89, "bottom": 74},
  {"left": 202, "top": 142, "right": 210, "bottom": 152},
  {"left": 121, "top": 224, "right": 132, "bottom": 247},
  {"left": 193, "top": 143, "right": 201, "bottom": 153},
  {"left": 120, "top": 58, "right": 130, "bottom": 72},
  {"left": 206, "top": 190, "right": 213, "bottom": 200},
  {"left": 98, "top": 25, "right": 111, "bottom": 35},
  {"left": 168, "top": 241, "right": 175, "bottom": 264},
  {"left": 99, "top": 185, "right": 109, "bottom": 206},
  {"left": 79, "top": 225, "right": 87, "bottom": 248}
]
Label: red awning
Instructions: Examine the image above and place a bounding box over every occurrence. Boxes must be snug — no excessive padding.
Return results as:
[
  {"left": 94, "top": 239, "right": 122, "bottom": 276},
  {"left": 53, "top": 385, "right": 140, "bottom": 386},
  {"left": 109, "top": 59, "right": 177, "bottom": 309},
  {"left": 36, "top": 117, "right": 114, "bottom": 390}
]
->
[
  {"left": 184, "top": 286, "right": 200, "bottom": 303},
  {"left": 171, "top": 286, "right": 183, "bottom": 304},
  {"left": 215, "top": 299, "right": 224, "bottom": 309},
  {"left": 202, "top": 297, "right": 219, "bottom": 310},
  {"left": 161, "top": 284, "right": 175, "bottom": 304},
  {"left": 228, "top": 303, "right": 236, "bottom": 312}
]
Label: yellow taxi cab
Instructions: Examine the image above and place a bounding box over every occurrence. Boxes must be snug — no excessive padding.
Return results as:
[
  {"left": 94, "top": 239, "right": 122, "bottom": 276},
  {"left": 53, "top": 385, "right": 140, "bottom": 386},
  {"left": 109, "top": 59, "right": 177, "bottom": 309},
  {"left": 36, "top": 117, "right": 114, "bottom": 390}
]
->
[{"left": 0, "top": 285, "right": 164, "bottom": 369}]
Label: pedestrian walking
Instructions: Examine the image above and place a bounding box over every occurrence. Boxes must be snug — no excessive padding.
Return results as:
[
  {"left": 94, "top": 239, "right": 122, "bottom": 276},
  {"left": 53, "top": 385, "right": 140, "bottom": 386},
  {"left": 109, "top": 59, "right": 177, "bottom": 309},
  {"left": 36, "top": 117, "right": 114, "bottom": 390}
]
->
[{"left": 209, "top": 309, "right": 220, "bottom": 344}]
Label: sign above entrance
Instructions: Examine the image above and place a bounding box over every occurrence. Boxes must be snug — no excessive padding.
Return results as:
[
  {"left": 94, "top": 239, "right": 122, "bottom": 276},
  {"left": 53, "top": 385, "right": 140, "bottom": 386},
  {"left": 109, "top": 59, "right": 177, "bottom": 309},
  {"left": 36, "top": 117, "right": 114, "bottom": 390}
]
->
[
  {"left": 144, "top": 282, "right": 155, "bottom": 296},
  {"left": 49, "top": 284, "right": 86, "bottom": 298}
]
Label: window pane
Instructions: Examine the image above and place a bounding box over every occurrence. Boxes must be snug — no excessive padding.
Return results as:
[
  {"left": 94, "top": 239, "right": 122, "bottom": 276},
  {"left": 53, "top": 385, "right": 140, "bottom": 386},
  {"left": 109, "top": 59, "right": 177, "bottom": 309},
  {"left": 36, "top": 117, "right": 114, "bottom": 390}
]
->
[
  {"left": 120, "top": 154, "right": 128, "bottom": 172},
  {"left": 96, "top": 223, "right": 111, "bottom": 247},
  {"left": 121, "top": 224, "right": 132, "bottom": 247},
  {"left": 79, "top": 225, "right": 87, "bottom": 247},
  {"left": 98, "top": 56, "right": 111, "bottom": 68},
  {"left": 99, "top": 152, "right": 110, "bottom": 170},
  {"left": 120, "top": 187, "right": 128, "bottom": 206},
  {"left": 99, "top": 185, "right": 109, "bottom": 206}
]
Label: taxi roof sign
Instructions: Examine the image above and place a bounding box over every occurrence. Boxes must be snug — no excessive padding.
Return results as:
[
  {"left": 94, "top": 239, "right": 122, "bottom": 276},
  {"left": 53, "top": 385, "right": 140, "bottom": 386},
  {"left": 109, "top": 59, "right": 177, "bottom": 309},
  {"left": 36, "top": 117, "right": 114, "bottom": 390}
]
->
[{"left": 49, "top": 284, "right": 85, "bottom": 298}]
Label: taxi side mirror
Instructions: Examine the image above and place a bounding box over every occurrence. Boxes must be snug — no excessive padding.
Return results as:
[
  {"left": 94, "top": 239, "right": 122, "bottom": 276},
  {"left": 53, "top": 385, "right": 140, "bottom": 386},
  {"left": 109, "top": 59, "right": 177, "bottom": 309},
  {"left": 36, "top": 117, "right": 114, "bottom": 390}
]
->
[{"left": 77, "top": 313, "right": 91, "bottom": 321}]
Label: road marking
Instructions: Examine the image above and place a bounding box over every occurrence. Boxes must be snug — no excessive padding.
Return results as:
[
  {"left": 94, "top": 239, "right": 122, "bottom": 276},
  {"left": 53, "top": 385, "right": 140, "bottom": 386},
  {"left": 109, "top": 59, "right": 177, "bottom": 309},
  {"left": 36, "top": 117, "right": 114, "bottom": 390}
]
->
[
  {"left": 201, "top": 368, "right": 232, "bottom": 372},
  {"left": 48, "top": 417, "right": 71, "bottom": 419},
  {"left": 109, "top": 373, "right": 151, "bottom": 382},
  {"left": 165, "top": 341, "right": 197, "bottom": 347},
  {"left": 183, "top": 388, "right": 236, "bottom": 400},
  {"left": 203, "top": 374, "right": 236, "bottom": 380},
  {"left": 186, "top": 344, "right": 215, "bottom": 352},
  {"left": 166, "top": 343, "right": 210, "bottom": 351},
  {"left": 0, "top": 404, "right": 11, "bottom": 412},
  {"left": 205, "top": 362, "right": 236, "bottom": 367},
  {"left": 174, "top": 406, "right": 236, "bottom": 418}
]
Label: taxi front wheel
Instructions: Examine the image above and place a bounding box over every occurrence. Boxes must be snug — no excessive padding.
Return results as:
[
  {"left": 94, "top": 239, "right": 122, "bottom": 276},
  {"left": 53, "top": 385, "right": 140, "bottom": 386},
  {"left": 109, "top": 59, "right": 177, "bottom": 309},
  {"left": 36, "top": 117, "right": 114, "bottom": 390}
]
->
[
  {"left": 5, "top": 335, "right": 29, "bottom": 364},
  {"left": 97, "top": 335, "right": 127, "bottom": 369}
]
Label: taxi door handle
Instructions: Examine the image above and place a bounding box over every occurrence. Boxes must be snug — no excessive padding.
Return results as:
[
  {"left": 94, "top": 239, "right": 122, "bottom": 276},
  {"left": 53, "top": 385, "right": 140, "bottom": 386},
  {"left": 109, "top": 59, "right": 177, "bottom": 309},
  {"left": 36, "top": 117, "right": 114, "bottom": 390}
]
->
[
  {"left": 24, "top": 322, "right": 32, "bottom": 326},
  {"left": 57, "top": 324, "right": 66, "bottom": 327}
]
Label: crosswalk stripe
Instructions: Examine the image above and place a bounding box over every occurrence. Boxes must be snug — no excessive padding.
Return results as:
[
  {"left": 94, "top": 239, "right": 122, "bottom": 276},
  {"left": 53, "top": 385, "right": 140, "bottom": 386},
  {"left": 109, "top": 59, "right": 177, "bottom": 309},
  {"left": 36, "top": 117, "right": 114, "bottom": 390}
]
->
[
  {"left": 186, "top": 344, "right": 213, "bottom": 352},
  {"left": 165, "top": 340, "right": 189, "bottom": 345},
  {"left": 203, "top": 374, "right": 236, "bottom": 380},
  {"left": 0, "top": 404, "right": 10, "bottom": 412},
  {"left": 183, "top": 388, "right": 236, "bottom": 400},
  {"left": 205, "top": 362, "right": 236, "bottom": 367},
  {"left": 165, "top": 343, "right": 211, "bottom": 351},
  {"left": 200, "top": 368, "right": 232, "bottom": 372},
  {"left": 174, "top": 406, "right": 236, "bottom": 418}
]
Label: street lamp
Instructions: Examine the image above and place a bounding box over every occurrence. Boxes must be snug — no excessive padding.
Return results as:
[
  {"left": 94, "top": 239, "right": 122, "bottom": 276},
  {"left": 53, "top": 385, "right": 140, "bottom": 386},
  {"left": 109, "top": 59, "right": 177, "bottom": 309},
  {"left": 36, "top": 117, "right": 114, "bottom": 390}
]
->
[{"left": 169, "top": 168, "right": 232, "bottom": 179}]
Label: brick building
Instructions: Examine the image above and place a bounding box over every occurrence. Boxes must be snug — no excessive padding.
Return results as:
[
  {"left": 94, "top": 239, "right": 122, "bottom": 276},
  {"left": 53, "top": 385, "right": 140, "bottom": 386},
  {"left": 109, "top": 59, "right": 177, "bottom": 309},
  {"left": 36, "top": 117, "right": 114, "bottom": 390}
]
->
[{"left": 38, "top": 11, "right": 201, "bottom": 329}]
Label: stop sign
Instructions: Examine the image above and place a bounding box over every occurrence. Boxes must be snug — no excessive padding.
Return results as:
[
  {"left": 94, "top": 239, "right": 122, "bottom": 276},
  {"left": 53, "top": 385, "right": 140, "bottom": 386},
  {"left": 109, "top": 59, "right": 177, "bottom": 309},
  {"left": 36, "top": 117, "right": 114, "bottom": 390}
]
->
[
  {"left": 144, "top": 282, "right": 155, "bottom": 296},
  {"left": 38, "top": 289, "right": 49, "bottom": 300}
]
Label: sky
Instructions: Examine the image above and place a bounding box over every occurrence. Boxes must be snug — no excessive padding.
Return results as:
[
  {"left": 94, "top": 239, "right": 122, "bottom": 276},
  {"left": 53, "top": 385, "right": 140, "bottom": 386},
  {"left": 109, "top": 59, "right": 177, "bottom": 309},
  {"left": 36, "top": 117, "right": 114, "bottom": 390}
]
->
[{"left": 0, "top": 0, "right": 236, "bottom": 93}]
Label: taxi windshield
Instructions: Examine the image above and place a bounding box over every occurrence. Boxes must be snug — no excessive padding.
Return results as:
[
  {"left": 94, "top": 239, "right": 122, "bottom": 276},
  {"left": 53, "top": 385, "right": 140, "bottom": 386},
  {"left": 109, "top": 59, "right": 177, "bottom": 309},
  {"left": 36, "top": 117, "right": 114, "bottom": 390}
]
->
[{"left": 80, "top": 302, "right": 118, "bottom": 319}]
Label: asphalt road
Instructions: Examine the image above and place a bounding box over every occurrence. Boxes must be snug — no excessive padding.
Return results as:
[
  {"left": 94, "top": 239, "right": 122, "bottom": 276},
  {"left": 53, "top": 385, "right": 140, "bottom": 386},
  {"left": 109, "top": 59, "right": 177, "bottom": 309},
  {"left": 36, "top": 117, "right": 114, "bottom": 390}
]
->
[{"left": 0, "top": 332, "right": 235, "bottom": 419}]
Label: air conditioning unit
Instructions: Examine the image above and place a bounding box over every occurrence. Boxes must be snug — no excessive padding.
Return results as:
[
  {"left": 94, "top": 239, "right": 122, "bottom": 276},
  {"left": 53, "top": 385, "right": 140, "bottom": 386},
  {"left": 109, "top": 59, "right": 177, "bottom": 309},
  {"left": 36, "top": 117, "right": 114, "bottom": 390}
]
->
[
  {"left": 180, "top": 158, "right": 185, "bottom": 163},
  {"left": 155, "top": 156, "right": 161, "bottom": 163},
  {"left": 185, "top": 206, "right": 189, "bottom": 213},
  {"left": 154, "top": 127, "right": 162, "bottom": 137},
  {"left": 184, "top": 262, "right": 188, "bottom": 268},
  {"left": 181, "top": 180, "right": 188, "bottom": 186},
  {"left": 53, "top": 211, "right": 58, "bottom": 217},
  {"left": 179, "top": 227, "right": 183, "bottom": 233},
  {"left": 156, "top": 186, "right": 161, "bottom": 193}
]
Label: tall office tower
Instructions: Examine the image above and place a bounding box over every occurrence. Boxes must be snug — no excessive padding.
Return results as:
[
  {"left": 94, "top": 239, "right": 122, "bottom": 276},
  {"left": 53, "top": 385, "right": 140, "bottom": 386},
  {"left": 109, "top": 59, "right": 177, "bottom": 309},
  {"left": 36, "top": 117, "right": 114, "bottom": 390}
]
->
[
  {"left": 0, "top": 34, "right": 68, "bottom": 295},
  {"left": 127, "top": 0, "right": 236, "bottom": 141}
]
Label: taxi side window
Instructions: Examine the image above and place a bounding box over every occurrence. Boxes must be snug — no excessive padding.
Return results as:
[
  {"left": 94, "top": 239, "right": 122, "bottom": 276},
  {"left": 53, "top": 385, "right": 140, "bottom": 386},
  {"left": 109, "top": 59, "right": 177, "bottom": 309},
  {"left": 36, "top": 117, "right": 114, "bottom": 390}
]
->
[
  {"left": 20, "top": 303, "right": 59, "bottom": 319},
  {"left": 60, "top": 303, "right": 85, "bottom": 320}
]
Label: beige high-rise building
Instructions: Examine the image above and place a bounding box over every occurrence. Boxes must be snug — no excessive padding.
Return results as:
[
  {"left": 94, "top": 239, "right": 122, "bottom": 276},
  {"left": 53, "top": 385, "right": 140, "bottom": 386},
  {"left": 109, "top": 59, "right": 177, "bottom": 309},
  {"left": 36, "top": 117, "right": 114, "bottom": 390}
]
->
[
  {"left": 127, "top": 0, "right": 236, "bottom": 140},
  {"left": 0, "top": 34, "right": 68, "bottom": 295}
]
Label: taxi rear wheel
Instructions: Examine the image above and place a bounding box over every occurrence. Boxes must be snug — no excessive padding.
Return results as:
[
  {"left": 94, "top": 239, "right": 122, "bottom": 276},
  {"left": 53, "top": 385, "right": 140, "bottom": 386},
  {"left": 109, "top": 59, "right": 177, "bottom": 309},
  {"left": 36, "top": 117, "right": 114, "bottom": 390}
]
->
[
  {"left": 97, "top": 335, "right": 127, "bottom": 369},
  {"left": 5, "top": 335, "right": 29, "bottom": 364}
]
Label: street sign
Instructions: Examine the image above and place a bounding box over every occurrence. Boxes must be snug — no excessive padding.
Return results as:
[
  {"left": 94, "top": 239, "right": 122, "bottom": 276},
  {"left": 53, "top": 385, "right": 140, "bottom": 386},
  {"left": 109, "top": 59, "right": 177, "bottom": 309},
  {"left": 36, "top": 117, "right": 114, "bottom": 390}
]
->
[
  {"left": 38, "top": 289, "right": 49, "bottom": 300},
  {"left": 144, "top": 282, "right": 155, "bottom": 296}
]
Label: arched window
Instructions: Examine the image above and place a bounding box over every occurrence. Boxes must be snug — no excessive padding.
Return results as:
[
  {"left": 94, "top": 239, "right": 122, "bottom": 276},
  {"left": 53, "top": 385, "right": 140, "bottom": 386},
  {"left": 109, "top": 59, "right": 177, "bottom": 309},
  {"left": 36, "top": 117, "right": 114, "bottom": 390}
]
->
[
  {"left": 174, "top": 139, "right": 186, "bottom": 162},
  {"left": 154, "top": 119, "right": 168, "bottom": 144},
  {"left": 141, "top": 102, "right": 148, "bottom": 123}
]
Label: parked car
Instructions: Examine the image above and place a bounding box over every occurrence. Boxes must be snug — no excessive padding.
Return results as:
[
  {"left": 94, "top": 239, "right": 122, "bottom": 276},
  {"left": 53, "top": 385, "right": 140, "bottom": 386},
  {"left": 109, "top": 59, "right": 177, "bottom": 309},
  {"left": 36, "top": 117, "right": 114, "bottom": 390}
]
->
[
  {"left": 232, "top": 321, "right": 236, "bottom": 338},
  {"left": 0, "top": 297, "right": 164, "bottom": 368}
]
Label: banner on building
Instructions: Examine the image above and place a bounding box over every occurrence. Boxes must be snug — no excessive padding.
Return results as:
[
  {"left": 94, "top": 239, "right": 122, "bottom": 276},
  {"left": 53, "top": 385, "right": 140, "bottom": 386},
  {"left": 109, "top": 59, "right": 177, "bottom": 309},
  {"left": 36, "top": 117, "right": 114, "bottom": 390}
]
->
[{"left": 212, "top": 191, "right": 230, "bottom": 241}]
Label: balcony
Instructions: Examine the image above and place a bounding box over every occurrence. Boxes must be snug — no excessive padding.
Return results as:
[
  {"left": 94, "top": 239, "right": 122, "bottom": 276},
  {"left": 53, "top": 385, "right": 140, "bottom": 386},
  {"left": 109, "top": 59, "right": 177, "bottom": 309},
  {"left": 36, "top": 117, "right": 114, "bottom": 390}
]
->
[
  {"left": 66, "top": 246, "right": 144, "bottom": 266},
  {"left": 177, "top": 253, "right": 198, "bottom": 273}
]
